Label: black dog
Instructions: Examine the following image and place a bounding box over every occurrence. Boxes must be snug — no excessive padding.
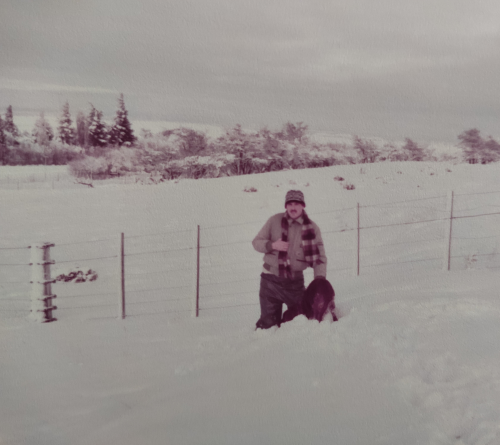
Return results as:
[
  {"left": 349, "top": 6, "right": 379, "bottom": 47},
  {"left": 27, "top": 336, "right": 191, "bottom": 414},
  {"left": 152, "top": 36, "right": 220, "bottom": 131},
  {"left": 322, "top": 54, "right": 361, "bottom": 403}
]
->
[{"left": 282, "top": 278, "right": 338, "bottom": 323}]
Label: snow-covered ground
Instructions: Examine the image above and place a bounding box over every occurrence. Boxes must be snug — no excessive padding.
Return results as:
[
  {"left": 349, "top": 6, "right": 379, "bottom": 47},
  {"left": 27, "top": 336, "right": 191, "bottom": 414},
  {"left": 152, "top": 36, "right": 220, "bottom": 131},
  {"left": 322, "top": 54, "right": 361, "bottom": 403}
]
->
[{"left": 1, "top": 161, "right": 500, "bottom": 445}]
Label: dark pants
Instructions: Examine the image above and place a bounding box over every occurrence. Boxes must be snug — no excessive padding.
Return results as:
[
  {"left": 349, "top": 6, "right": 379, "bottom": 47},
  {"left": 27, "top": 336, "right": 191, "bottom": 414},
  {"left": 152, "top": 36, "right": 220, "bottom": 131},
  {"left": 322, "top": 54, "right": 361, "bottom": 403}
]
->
[{"left": 256, "top": 272, "right": 305, "bottom": 329}]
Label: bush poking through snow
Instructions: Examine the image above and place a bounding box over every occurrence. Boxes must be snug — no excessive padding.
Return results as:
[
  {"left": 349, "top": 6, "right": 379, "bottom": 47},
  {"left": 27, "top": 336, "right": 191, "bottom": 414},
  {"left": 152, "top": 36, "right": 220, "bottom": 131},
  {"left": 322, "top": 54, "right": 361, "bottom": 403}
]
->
[
  {"left": 343, "top": 183, "right": 355, "bottom": 190},
  {"left": 56, "top": 269, "right": 98, "bottom": 283},
  {"left": 244, "top": 186, "right": 257, "bottom": 192},
  {"left": 334, "top": 176, "right": 344, "bottom": 181},
  {"left": 465, "top": 254, "right": 478, "bottom": 270}
]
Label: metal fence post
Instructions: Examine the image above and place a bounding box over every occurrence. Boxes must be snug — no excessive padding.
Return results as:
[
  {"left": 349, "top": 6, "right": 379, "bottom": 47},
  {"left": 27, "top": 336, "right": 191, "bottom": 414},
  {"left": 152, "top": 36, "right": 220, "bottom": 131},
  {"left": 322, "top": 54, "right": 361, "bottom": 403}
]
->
[
  {"left": 120, "top": 233, "right": 126, "bottom": 319},
  {"left": 444, "top": 191, "right": 454, "bottom": 271},
  {"left": 30, "top": 242, "right": 57, "bottom": 322},
  {"left": 355, "top": 203, "right": 360, "bottom": 276},
  {"left": 192, "top": 225, "right": 200, "bottom": 317}
]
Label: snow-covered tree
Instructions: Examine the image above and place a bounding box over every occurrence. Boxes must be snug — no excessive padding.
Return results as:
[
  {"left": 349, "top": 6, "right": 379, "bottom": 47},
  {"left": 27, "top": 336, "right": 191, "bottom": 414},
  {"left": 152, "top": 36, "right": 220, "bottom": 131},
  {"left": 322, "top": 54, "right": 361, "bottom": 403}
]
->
[
  {"left": 482, "top": 137, "right": 500, "bottom": 163},
  {"left": 109, "top": 93, "right": 135, "bottom": 146},
  {"left": 171, "top": 127, "right": 207, "bottom": 157},
  {"left": 75, "top": 111, "right": 89, "bottom": 148},
  {"left": 353, "top": 136, "right": 379, "bottom": 163},
  {"left": 402, "top": 138, "right": 426, "bottom": 161},
  {"left": 57, "top": 101, "right": 75, "bottom": 144},
  {"left": 0, "top": 115, "right": 7, "bottom": 165},
  {"left": 458, "top": 128, "right": 485, "bottom": 164},
  {"left": 275, "top": 122, "right": 309, "bottom": 142},
  {"left": 4, "top": 105, "right": 20, "bottom": 145},
  {"left": 32, "top": 112, "right": 54, "bottom": 146},
  {"left": 87, "top": 104, "right": 108, "bottom": 147}
]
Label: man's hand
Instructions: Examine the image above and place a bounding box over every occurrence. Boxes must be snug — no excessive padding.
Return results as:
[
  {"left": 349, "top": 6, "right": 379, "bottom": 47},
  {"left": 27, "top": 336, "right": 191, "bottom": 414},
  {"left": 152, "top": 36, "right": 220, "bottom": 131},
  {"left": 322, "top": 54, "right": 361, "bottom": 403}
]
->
[{"left": 272, "top": 240, "right": 289, "bottom": 252}]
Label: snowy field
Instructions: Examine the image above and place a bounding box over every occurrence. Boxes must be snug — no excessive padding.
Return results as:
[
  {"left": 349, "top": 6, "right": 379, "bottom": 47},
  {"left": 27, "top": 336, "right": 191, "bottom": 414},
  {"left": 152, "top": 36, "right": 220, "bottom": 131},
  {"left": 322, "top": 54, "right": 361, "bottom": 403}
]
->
[{"left": 1, "top": 162, "right": 500, "bottom": 445}]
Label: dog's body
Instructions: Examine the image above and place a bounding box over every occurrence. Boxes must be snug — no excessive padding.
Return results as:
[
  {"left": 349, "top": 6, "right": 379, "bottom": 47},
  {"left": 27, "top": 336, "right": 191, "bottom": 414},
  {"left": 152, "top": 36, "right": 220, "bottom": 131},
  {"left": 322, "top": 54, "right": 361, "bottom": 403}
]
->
[{"left": 282, "top": 278, "right": 338, "bottom": 323}]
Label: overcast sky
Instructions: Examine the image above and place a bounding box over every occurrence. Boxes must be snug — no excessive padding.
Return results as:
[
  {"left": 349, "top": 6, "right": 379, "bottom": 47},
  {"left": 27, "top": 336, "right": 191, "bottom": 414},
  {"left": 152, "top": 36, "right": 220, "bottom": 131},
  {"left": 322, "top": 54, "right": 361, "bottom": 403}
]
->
[{"left": 1, "top": 0, "right": 499, "bottom": 143}]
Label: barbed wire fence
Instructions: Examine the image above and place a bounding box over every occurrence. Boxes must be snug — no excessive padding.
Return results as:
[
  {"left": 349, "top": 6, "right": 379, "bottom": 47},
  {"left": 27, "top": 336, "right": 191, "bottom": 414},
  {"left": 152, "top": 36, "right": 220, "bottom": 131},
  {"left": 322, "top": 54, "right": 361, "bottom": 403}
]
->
[{"left": 2, "top": 189, "right": 500, "bottom": 321}]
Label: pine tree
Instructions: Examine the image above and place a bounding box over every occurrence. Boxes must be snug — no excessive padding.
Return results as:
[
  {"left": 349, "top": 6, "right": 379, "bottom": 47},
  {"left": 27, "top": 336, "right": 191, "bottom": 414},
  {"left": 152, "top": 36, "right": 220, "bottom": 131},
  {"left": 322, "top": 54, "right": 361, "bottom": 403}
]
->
[
  {"left": 0, "top": 115, "right": 5, "bottom": 145},
  {"left": 109, "top": 93, "right": 135, "bottom": 146},
  {"left": 0, "top": 115, "right": 7, "bottom": 165},
  {"left": 32, "top": 112, "right": 54, "bottom": 146},
  {"left": 57, "top": 101, "right": 75, "bottom": 144},
  {"left": 4, "top": 105, "right": 20, "bottom": 139},
  {"left": 87, "top": 104, "right": 108, "bottom": 147}
]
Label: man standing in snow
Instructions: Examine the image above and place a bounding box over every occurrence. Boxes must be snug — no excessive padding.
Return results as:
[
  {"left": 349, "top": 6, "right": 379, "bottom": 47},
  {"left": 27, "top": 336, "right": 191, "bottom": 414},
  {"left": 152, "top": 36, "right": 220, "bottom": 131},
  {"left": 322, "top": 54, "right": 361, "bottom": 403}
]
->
[{"left": 252, "top": 190, "right": 327, "bottom": 329}]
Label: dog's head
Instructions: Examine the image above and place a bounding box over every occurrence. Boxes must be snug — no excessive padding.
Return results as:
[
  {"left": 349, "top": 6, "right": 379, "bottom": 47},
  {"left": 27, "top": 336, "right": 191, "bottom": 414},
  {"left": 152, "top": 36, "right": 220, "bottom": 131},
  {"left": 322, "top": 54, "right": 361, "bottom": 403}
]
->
[
  {"left": 303, "top": 278, "right": 335, "bottom": 322},
  {"left": 311, "top": 292, "right": 333, "bottom": 321}
]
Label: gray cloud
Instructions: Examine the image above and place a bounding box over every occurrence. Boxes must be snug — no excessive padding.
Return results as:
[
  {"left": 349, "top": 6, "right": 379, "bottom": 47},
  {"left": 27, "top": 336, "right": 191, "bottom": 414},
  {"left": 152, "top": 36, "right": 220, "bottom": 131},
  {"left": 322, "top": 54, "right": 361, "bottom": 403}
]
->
[{"left": 1, "top": 0, "right": 499, "bottom": 142}]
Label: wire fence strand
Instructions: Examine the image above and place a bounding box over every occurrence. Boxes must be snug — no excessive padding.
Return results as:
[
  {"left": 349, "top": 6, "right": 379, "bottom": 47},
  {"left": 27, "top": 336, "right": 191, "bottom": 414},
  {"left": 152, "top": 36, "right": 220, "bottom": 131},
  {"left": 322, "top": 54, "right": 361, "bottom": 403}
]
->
[
  {"left": 57, "top": 255, "right": 118, "bottom": 264},
  {"left": 0, "top": 245, "right": 31, "bottom": 250},
  {"left": 125, "top": 246, "right": 192, "bottom": 257},
  {"left": 362, "top": 236, "right": 444, "bottom": 250},
  {"left": 453, "top": 211, "right": 500, "bottom": 220},
  {"left": 200, "top": 240, "right": 249, "bottom": 249},
  {"left": 127, "top": 285, "right": 191, "bottom": 294},
  {"left": 361, "top": 194, "right": 446, "bottom": 208},
  {"left": 127, "top": 297, "right": 186, "bottom": 305},
  {"left": 360, "top": 217, "right": 447, "bottom": 231},
  {"left": 57, "top": 292, "right": 116, "bottom": 299},
  {"left": 455, "top": 189, "right": 500, "bottom": 197},
  {"left": 125, "top": 228, "right": 195, "bottom": 239},
  {"left": 453, "top": 234, "right": 500, "bottom": 240},
  {"left": 363, "top": 257, "right": 442, "bottom": 268},
  {"left": 200, "top": 278, "right": 257, "bottom": 287},
  {"left": 58, "top": 303, "right": 117, "bottom": 310},
  {"left": 0, "top": 263, "right": 32, "bottom": 267},
  {"left": 56, "top": 237, "right": 116, "bottom": 247},
  {"left": 201, "top": 302, "right": 259, "bottom": 311},
  {"left": 202, "top": 290, "right": 258, "bottom": 299}
]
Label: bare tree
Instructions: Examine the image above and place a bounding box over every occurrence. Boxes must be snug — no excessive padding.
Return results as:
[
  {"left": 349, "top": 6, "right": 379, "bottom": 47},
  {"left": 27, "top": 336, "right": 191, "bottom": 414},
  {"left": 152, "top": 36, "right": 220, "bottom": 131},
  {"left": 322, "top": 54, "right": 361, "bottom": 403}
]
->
[
  {"left": 353, "top": 136, "right": 379, "bottom": 163},
  {"left": 458, "top": 128, "right": 484, "bottom": 164}
]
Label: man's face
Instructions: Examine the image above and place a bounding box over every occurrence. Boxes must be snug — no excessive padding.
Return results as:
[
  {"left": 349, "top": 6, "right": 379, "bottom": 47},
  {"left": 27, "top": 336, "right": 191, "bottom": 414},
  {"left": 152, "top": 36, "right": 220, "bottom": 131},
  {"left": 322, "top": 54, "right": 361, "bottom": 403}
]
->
[{"left": 286, "top": 201, "right": 305, "bottom": 219}]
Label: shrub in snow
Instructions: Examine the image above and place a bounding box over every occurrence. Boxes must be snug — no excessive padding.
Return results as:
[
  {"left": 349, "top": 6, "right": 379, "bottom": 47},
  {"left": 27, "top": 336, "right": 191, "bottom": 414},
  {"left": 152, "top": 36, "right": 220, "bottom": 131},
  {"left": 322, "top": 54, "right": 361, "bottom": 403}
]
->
[
  {"left": 343, "top": 183, "right": 355, "bottom": 190},
  {"left": 334, "top": 176, "right": 344, "bottom": 181},
  {"left": 69, "top": 156, "right": 109, "bottom": 178},
  {"left": 353, "top": 136, "right": 379, "bottom": 163},
  {"left": 69, "top": 148, "right": 140, "bottom": 179},
  {"left": 106, "top": 148, "right": 139, "bottom": 175},
  {"left": 166, "top": 128, "right": 208, "bottom": 157},
  {"left": 4, "top": 143, "right": 44, "bottom": 165},
  {"left": 465, "top": 254, "right": 478, "bottom": 270},
  {"left": 243, "top": 186, "right": 257, "bottom": 192},
  {"left": 56, "top": 269, "right": 98, "bottom": 283}
]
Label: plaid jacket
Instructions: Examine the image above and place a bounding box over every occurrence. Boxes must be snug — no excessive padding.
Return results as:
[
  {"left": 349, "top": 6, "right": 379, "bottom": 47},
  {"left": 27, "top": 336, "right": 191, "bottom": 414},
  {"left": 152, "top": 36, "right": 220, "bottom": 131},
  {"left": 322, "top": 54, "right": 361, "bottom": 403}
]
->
[{"left": 252, "top": 212, "right": 327, "bottom": 278}]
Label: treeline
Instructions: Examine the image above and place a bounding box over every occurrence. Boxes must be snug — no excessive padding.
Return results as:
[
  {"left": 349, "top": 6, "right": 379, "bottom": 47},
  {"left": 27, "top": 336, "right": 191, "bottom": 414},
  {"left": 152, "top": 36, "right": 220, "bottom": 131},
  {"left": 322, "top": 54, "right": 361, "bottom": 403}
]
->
[
  {"left": 1, "top": 96, "right": 499, "bottom": 182},
  {"left": 68, "top": 123, "right": 436, "bottom": 181},
  {"left": 0, "top": 93, "right": 135, "bottom": 166}
]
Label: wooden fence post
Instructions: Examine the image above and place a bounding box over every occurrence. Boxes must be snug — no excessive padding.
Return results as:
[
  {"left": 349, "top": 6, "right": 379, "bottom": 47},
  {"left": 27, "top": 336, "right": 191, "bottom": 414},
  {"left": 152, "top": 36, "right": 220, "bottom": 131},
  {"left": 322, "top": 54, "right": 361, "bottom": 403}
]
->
[
  {"left": 354, "top": 203, "right": 360, "bottom": 276},
  {"left": 30, "top": 242, "right": 57, "bottom": 323},
  {"left": 444, "top": 191, "right": 454, "bottom": 271},
  {"left": 192, "top": 225, "right": 200, "bottom": 317},
  {"left": 120, "top": 232, "right": 126, "bottom": 319}
]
